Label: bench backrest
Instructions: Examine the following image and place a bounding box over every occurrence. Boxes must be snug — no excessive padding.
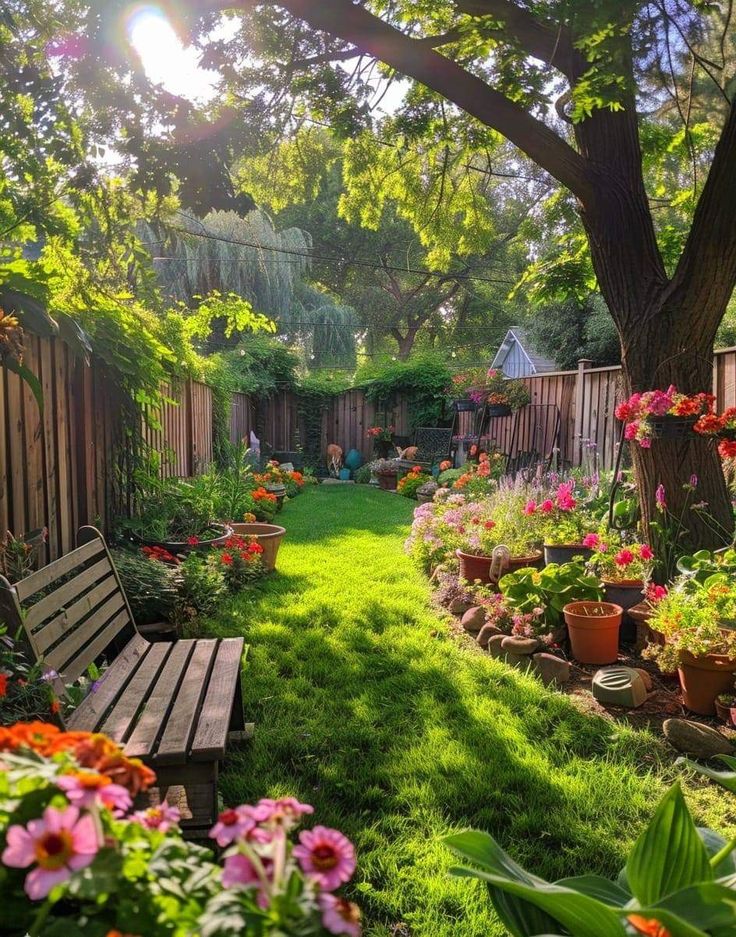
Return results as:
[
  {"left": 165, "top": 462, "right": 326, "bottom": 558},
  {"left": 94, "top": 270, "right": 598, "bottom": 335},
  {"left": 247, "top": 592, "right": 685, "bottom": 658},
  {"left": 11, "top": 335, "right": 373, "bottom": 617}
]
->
[{"left": 0, "top": 527, "right": 137, "bottom": 697}]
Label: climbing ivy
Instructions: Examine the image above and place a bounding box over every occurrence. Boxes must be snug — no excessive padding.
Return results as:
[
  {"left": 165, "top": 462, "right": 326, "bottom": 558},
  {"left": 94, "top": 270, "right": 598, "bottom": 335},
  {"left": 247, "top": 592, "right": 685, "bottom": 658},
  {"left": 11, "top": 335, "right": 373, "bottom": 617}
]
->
[{"left": 356, "top": 353, "right": 453, "bottom": 430}]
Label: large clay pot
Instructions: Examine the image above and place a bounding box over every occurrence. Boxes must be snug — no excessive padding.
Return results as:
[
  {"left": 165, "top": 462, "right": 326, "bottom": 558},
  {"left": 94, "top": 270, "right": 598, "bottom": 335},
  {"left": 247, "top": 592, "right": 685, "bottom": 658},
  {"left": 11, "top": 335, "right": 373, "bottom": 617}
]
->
[
  {"left": 229, "top": 522, "right": 286, "bottom": 572},
  {"left": 133, "top": 523, "right": 233, "bottom": 555},
  {"left": 377, "top": 472, "right": 398, "bottom": 491},
  {"left": 543, "top": 543, "right": 593, "bottom": 566},
  {"left": 563, "top": 601, "right": 623, "bottom": 665},
  {"left": 455, "top": 549, "right": 542, "bottom": 586},
  {"left": 677, "top": 651, "right": 736, "bottom": 716},
  {"left": 603, "top": 579, "right": 644, "bottom": 644}
]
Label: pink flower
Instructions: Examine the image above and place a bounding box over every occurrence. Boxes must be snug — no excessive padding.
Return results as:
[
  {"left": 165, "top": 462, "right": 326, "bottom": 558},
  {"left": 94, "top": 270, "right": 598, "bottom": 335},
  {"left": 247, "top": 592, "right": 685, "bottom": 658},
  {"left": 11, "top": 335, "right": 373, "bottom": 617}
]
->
[
  {"left": 655, "top": 484, "right": 667, "bottom": 509},
  {"left": 582, "top": 533, "right": 600, "bottom": 549},
  {"left": 2, "top": 805, "right": 99, "bottom": 899},
  {"left": 56, "top": 773, "right": 132, "bottom": 816},
  {"left": 187, "top": 535, "right": 200, "bottom": 546},
  {"left": 209, "top": 805, "right": 272, "bottom": 847},
  {"left": 540, "top": 499, "right": 554, "bottom": 513},
  {"left": 523, "top": 500, "right": 536, "bottom": 516},
  {"left": 132, "top": 804, "right": 180, "bottom": 832},
  {"left": 639, "top": 544, "right": 654, "bottom": 560},
  {"left": 293, "top": 825, "right": 356, "bottom": 891},
  {"left": 640, "top": 437, "right": 651, "bottom": 449},
  {"left": 319, "top": 892, "right": 362, "bottom": 936},
  {"left": 256, "top": 797, "right": 314, "bottom": 830},
  {"left": 624, "top": 422, "right": 639, "bottom": 440},
  {"left": 646, "top": 583, "right": 668, "bottom": 603},
  {"left": 222, "top": 853, "right": 272, "bottom": 908},
  {"left": 614, "top": 549, "right": 634, "bottom": 567}
]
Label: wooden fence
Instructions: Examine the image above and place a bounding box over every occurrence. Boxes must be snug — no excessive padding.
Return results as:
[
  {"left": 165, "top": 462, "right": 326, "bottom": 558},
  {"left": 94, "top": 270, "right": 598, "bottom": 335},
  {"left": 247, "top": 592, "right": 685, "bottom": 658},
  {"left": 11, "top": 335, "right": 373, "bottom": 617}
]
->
[{"left": 5, "top": 335, "right": 736, "bottom": 561}]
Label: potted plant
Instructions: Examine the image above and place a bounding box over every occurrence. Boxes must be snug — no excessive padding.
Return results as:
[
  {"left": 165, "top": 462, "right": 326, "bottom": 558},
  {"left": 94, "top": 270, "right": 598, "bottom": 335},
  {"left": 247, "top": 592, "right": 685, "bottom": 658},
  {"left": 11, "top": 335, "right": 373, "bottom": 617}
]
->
[
  {"left": 715, "top": 690, "right": 736, "bottom": 726},
  {"left": 644, "top": 574, "right": 736, "bottom": 714},
  {"left": 397, "top": 465, "right": 433, "bottom": 499},
  {"left": 367, "top": 424, "right": 395, "bottom": 458},
  {"left": 230, "top": 513, "right": 287, "bottom": 572},
  {"left": 500, "top": 560, "right": 603, "bottom": 641},
  {"left": 615, "top": 385, "right": 714, "bottom": 446},
  {"left": 254, "top": 460, "right": 289, "bottom": 507},
  {"left": 483, "top": 368, "right": 530, "bottom": 416},
  {"left": 562, "top": 600, "right": 624, "bottom": 664},
  {"left": 524, "top": 480, "right": 600, "bottom": 565},
  {"left": 371, "top": 458, "right": 400, "bottom": 491},
  {"left": 586, "top": 535, "right": 655, "bottom": 642},
  {"left": 454, "top": 508, "right": 542, "bottom": 585}
]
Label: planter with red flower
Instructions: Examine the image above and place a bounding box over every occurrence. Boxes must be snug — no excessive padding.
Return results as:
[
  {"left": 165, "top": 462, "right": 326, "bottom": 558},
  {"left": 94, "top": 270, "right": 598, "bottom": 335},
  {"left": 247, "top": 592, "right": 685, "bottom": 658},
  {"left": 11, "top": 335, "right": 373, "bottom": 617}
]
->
[
  {"left": 694, "top": 407, "right": 736, "bottom": 460},
  {"left": 210, "top": 534, "right": 267, "bottom": 589},
  {"left": 615, "top": 385, "right": 714, "bottom": 447},
  {"left": 644, "top": 574, "right": 736, "bottom": 714},
  {"left": 453, "top": 505, "right": 542, "bottom": 586},
  {"left": 230, "top": 519, "right": 286, "bottom": 571},
  {"left": 586, "top": 536, "right": 655, "bottom": 642},
  {"left": 367, "top": 424, "right": 396, "bottom": 458},
  {"left": 523, "top": 481, "right": 599, "bottom": 565},
  {"left": 450, "top": 367, "right": 530, "bottom": 415}
]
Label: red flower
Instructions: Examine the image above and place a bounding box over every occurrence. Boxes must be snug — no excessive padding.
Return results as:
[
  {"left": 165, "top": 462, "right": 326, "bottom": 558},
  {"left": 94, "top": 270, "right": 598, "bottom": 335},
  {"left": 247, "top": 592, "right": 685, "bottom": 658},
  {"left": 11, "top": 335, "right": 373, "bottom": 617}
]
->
[
  {"left": 187, "top": 536, "right": 200, "bottom": 546},
  {"left": 639, "top": 544, "right": 654, "bottom": 560},
  {"left": 614, "top": 549, "right": 634, "bottom": 567},
  {"left": 49, "top": 699, "right": 61, "bottom": 715},
  {"left": 719, "top": 439, "right": 736, "bottom": 460},
  {"left": 220, "top": 552, "right": 234, "bottom": 566},
  {"left": 694, "top": 413, "right": 723, "bottom": 435},
  {"left": 0, "top": 673, "right": 7, "bottom": 698},
  {"left": 483, "top": 521, "right": 496, "bottom": 529}
]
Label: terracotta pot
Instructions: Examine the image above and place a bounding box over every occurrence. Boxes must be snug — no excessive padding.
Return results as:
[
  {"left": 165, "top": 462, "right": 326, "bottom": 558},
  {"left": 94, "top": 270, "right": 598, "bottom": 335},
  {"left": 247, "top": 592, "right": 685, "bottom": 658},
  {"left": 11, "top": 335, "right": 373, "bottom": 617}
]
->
[
  {"left": 602, "top": 579, "right": 645, "bottom": 644},
  {"left": 229, "top": 522, "right": 286, "bottom": 572},
  {"left": 133, "top": 523, "right": 233, "bottom": 555},
  {"left": 543, "top": 543, "right": 593, "bottom": 566},
  {"left": 563, "top": 600, "right": 623, "bottom": 665},
  {"left": 377, "top": 472, "right": 398, "bottom": 491},
  {"left": 455, "top": 549, "right": 542, "bottom": 586},
  {"left": 714, "top": 698, "right": 735, "bottom": 726},
  {"left": 677, "top": 650, "right": 736, "bottom": 716}
]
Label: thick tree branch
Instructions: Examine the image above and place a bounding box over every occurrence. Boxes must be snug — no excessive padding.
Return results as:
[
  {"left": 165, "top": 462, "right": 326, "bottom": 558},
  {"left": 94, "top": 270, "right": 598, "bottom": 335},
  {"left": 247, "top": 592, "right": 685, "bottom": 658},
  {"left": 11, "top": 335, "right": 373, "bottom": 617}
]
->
[
  {"left": 667, "top": 100, "right": 736, "bottom": 320},
  {"left": 455, "top": 0, "right": 573, "bottom": 75},
  {"left": 207, "top": 0, "right": 592, "bottom": 201}
]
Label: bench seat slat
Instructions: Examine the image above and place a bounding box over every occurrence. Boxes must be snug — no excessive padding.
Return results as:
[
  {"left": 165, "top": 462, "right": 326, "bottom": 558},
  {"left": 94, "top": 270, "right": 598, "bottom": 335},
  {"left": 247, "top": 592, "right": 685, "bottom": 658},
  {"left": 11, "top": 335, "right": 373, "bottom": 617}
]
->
[
  {"left": 191, "top": 638, "right": 245, "bottom": 762},
  {"left": 99, "top": 642, "right": 171, "bottom": 743},
  {"left": 67, "top": 635, "right": 150, "bottom": 732},
  {"left": 25, "top": 557, "right": 113, "bottom": 631},
  {"left": 44, "top": 591, "right": 126, "bottom": 675},
  {"left": 14, "top": 539, "right": 104, "bottom": 603},
  {"left": 35, "top": 573, "right": 119, "bottom": 654},
  {"left": 155, "top": 639, "right": 218, "bottom": 765},
  {"left": 124, "top": 640, "right": 196, "bottom": 759}
]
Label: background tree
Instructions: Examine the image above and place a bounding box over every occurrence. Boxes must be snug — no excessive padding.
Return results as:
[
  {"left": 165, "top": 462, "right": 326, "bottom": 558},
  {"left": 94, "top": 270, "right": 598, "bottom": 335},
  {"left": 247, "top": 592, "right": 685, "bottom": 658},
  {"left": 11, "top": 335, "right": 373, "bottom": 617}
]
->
[{"left": 143, "top": 0, "right": 736, "bottom": 542}]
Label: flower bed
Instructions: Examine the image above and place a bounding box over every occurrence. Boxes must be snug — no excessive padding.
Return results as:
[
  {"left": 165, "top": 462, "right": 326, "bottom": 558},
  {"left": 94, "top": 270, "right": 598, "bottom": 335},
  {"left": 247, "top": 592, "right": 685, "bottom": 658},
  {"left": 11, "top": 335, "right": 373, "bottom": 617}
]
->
[{"left": 0, "top": 722, "right": 362, "bottom": 936}]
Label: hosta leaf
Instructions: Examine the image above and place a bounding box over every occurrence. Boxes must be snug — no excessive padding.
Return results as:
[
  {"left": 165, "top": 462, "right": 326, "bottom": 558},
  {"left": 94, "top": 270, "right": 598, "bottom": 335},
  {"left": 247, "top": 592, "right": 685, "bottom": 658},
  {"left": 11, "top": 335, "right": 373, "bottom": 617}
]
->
[
  {"left": 626, "top": 783, "right": 712, "bottom": 905},
  {"left": 556, "top": 874, "right": 631, "bottom": 904},
  {"left": 678, "top": 755, "right": 736, "bottom": 794},
  {"left": 632, "top": 882, "right": 736, "bottom": 936}
]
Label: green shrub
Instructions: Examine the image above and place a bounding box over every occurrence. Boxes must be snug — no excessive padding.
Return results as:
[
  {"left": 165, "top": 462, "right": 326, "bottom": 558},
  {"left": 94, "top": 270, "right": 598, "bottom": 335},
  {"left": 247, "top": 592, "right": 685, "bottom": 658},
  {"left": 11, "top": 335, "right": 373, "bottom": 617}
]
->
[{"left": 354, "top": 464, "right": 373, "bottom": 484}]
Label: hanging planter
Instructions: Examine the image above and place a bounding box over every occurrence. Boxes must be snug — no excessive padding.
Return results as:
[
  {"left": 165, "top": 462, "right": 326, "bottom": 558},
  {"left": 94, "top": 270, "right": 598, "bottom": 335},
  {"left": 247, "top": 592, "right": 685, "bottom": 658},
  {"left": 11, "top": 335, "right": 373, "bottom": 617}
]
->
[
  {"left": 487, "top": 403, "right": 512, "bottom": 418},
  {"left": 453, "top": 399, "right": 477, "bottom": 413},
  {"left": 648, "top": 415, "right": 698, "bottom": 439}
]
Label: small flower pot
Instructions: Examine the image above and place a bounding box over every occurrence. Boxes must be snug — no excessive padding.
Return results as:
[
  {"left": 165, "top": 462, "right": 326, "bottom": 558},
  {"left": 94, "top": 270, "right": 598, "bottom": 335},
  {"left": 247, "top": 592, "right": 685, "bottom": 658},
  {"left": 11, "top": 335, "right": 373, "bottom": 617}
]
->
[
  {"left": 714, "top": 698, "right": 735, "bottom": 726},
  {"left": 133, "top": 523, "right": 233, "bottom": 555},
  {"left": 377, "top": 472, "right": 398, "bottom": 491},
  {"left": 487, "top": 403, "right": 512, "bottom": 418},
  {"left": 563, "top": 601, "right": 623, "bottom": 665},
  {"left": 266, "top": 484, "right": 287, "bottom": 510},
  {"left": 543, "top": 543, "right": 593, "bottom": 566},
  {"left": 649, "top": 415, "right": 698, "bottom": 439},
  {"left": 602, "top": 579, "right": 645, "bottom": 644},
  {"left": 454, "top": 399, "right": 477, "bottom": 413},
  {"left": 677, "top": 651, "right": 736, "bottom": 716},
  {"left": 229, "top": 522, "right": 286, "bottom": 572},
  {"left": 455, "top": 549, "right": 542, "bottom": 586}
]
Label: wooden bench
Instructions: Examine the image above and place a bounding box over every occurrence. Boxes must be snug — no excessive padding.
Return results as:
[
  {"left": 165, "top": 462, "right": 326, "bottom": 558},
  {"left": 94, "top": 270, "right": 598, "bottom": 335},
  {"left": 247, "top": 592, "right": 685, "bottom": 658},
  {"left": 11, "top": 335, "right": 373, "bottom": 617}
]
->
[{"left": 0, "top": 526, "right": 245, "bottom": 835}]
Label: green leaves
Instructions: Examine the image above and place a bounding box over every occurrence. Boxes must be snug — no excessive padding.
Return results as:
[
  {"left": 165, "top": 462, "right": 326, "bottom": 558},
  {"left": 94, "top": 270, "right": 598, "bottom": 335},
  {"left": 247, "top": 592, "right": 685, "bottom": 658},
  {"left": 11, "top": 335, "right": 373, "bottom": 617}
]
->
[{"left": 626, "top": 783, "right": 713, "bottom": 906}]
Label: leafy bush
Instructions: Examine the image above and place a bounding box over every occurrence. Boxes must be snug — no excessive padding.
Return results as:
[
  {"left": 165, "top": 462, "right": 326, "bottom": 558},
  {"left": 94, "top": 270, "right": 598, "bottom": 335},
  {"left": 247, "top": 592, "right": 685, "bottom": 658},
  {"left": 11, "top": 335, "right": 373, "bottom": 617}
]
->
[
  {"left": 177, "top": 552, "right": 227, "bottom": 620},
  {"left": 354, "top": 465, "right": 373, "bottom": 484},
  {"left": 111, "top": 549, "right": 180, "bottom": 625},
  {"left": 397, "top": 467, "right": 433, "bottom": 499},
  {"left": 357, "top": 352, "right": 452, "bottom": 429},
  {"left": 499, "top": 561, "right": 603, "bottom": 630}
]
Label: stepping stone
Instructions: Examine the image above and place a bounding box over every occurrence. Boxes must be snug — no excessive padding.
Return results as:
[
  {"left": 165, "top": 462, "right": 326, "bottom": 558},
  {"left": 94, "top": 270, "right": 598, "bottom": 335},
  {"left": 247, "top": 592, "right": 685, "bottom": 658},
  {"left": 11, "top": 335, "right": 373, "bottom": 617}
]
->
[
  {"left": 501, "top": 636, "right": 540, "bottom": 655},
  {"left": 663, "top": 719, "right": 734, "bottom": 758},
  {"left": 476, "top": 623, "right": 503, "bottom": 649},
  {"left": 592, "top": 667, "right": 648, "bottom": 708},
  {"left": 532, "top": 653, "right": 571, "bottom": 686},
  {"left": 461, "top": 606, "right": 487, "bottom": 633}
]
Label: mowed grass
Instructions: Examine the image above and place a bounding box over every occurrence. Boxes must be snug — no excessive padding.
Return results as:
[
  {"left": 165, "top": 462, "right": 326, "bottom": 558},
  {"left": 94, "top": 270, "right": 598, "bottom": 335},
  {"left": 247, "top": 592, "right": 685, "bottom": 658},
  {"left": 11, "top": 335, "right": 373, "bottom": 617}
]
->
[{"left": 203, "top": 484, "right": 735, "bottom": 937}]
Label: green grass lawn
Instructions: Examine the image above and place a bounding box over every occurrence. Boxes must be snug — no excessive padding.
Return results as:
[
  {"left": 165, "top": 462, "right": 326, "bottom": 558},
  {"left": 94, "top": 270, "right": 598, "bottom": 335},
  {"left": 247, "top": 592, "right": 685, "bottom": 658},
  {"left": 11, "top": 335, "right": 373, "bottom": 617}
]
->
[{"left": 203, "top": 484, "right": 734, "bottom": 937}]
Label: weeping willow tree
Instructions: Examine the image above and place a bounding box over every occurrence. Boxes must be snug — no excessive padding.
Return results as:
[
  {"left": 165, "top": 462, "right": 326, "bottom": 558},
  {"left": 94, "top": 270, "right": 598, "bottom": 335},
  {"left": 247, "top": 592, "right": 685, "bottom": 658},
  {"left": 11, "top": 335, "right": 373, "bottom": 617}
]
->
[{"left": 138, "top": 209, "right": 357, "bottom": 366}]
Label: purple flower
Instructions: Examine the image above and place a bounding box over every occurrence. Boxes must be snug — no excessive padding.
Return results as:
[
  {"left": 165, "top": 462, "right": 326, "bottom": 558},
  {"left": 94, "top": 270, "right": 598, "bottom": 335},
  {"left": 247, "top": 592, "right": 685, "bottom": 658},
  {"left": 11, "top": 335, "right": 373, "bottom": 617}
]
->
[
  {"left": 689, "top": 474, "right": 698, "bottom": 488},
  {"left": 655, "top": 484, "right": 666, "bottom": 510}
]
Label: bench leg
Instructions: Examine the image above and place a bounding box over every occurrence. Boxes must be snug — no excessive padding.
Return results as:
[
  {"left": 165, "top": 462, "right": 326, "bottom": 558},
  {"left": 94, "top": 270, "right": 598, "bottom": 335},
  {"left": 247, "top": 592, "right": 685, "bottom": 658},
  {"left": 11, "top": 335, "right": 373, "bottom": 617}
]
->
[
  {"left": 228, "top": 675, "right": 246, "bottom": 733},
  {"left": 150, "top": 761, "right": 219, "bottom": 837}
]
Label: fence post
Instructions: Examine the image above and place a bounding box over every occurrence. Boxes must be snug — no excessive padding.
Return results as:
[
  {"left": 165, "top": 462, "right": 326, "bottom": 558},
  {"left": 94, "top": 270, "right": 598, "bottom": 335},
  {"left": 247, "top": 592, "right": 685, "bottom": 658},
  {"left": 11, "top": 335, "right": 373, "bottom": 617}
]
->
[{"left": 573, "top": 359, "right": 593, "bottom": 467}]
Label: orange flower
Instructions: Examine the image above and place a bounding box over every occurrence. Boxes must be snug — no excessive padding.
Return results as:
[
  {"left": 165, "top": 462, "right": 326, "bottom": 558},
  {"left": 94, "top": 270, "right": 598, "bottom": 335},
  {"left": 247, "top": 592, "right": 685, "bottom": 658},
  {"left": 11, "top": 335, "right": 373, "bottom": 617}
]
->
[
  {"left": 719, "top": 439, "right": 736, "bottom": 460},
  {"left": 694, "top": 412, "right": 723, "bottom": 435},
  {"left": 49, "top": 699, "right": 61, "bottom": 715},
  {"left": 0, "top": 721, "right": 62, "bottom": 754},
  {"left": 627, "top": 915, "right": 671, "bottom": 937}
]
